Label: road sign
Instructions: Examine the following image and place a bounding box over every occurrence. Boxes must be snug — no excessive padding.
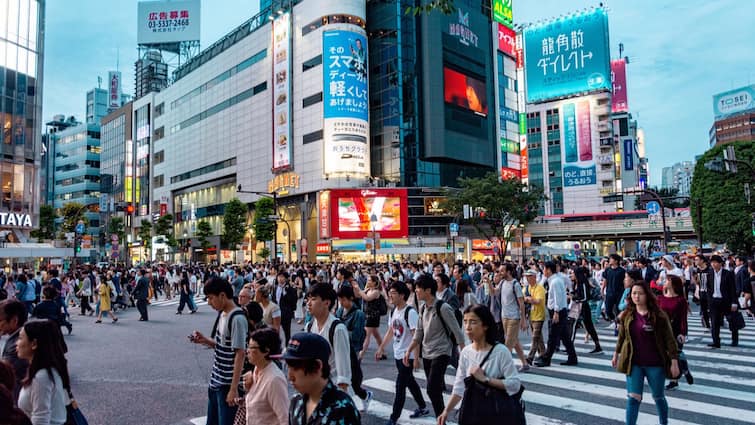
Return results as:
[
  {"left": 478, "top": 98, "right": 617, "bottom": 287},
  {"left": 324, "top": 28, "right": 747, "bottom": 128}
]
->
[
  {"left": 602, "top": 194, "right": 623, "bottom": 203},
  {"left": 450, "top": 222, "right": 459, "bottom": 237},
  {"left": 646, "top": 201, "right": 660, "bottom": 215},
  {"left": 75, "top": 223, "right": 85, "bottom": 234}
]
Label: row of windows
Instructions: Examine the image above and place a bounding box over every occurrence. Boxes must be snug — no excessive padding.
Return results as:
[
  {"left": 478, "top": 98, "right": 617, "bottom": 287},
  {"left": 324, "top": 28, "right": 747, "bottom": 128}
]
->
[
  {"left": 302, "top": 92, "right": 322, "bottom": 108},
  {"left": 301, "top": 15, "right": 365, "bottom": 37},
  {"left": 171, "top": 49, "right": 267, "bottom": 111},
  {"left": 170, "top": 157, "right": 237, "bottom": 184},
  {"left": 302, "top": 129, "right": 323, "bottom": 144},
  {"left": 55, "top": 160, "right": 100, "bottom": 172},
  {"left": 54, "top": 190, "right": 101, "bottom": 200},
  {"left": 302, "top": 55, "right": 322, "bottom": 72},
  {"left": 55, "top": 175, "right": 100, "bottom": 186},
  {"left": 169, "top": 82, "right": 267, "bottom": 134}
]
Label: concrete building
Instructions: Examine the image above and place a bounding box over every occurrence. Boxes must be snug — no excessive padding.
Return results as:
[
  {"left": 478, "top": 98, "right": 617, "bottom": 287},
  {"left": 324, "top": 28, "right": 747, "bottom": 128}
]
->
[{"left": 661, "top": 161, "right": 694, "bottom": 196}]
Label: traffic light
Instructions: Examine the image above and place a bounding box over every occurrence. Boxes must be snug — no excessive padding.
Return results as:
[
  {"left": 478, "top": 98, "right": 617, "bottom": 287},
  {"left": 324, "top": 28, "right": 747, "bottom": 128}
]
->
[
  {"left": 75, "top": 244, "right": 81, "bottom": 253},
  {"left": 751, "top": 214, "right": 755, "bottom": 237},
  {"left": 446, "top": 238, "right": 451, "bottom": 250},
  {"left": 125, "top": 203, "right": 135, "bottom": 214}
]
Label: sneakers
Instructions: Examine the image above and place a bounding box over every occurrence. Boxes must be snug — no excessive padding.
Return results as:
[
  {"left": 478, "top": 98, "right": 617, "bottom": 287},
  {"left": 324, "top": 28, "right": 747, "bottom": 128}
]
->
[
  {"left": 361, "top": 390, "right": 373, "bottom": 413},
  {"left": 665, "top": 381, "right": 679, "bottom": 391},
  {"left": 684, "top": 371, "right": 694, "bottom": 385},
  {"left": 409, "top": 407, "right": 431, "bottom": 419},
  {"left": 518, "top": 364, "right": 531, "bottom": 373},
  {"left": 588, "top": 347, "right": 603, "bottom": 354}
]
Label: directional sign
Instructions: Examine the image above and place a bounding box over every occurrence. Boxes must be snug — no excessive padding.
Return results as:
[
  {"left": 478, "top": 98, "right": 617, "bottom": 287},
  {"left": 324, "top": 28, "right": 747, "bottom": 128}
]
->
[
  {"left": 75, "top": 223, "right": 85, "bottom": 234},
  {"left": 449, "top": 222, "right": 459, "bottom": 237},
  {"left": 646, "top": 201, "right": 660, "bottom": 215},
  {"left": 602, "top": 194, "right": 623, "bottom": 203}
]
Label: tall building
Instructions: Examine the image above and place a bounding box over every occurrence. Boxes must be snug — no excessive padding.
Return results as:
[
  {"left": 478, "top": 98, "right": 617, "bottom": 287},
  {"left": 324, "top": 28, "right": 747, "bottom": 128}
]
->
[
  {"left": 99, "top": 101, "right": 132, "bottom": 260},
  {"left": 134, "top": 50, "right": 168, "bottom": 100},
  {"left": 661, "top": 161, "right": 693, "bottom": 196},
  {"left": 0, "top": 0, "right": 45, "bottom": 240},
  {"left": 709, "top": 84, "right": 755, "bottom": 147},
  {"left": 86, "top": 87, "right": 108, "bottom": 124}
]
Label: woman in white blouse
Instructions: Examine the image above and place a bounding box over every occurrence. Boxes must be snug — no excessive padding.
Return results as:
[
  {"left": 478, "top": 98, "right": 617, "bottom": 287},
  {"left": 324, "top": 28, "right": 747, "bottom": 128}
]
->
[
  {"left": 438, "top": 304, "right": 522, "bottom": 425},
  {"left": 15, "top": 320, "right": 70, "bottom": 425}
]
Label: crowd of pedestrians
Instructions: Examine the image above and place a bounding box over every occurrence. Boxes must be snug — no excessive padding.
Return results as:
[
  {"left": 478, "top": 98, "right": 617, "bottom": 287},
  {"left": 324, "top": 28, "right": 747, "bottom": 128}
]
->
[{"left": 0, "top": 250, "right": 752, "bottom": 425}]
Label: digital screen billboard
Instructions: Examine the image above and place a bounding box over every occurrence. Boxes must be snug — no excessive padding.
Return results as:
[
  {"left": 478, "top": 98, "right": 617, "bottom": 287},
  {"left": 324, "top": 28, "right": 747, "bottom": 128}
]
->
[
  {"left": 327, "top": 189, "right": 408, "bottom": 239},
  {"left": 611, "top": 59, "right": 629, "bottom": 113},
  {"left": 444, "top": 68, "right": 488, "bottom": 116},
  {"left": 524, "top": 9, "right": 611, "bottom": 103},
  {"left": 713, "top": 84, "right": 755, "bottom": 120},
  {"left": 322, "top": 30, "right": 370, "bottom": 176}
]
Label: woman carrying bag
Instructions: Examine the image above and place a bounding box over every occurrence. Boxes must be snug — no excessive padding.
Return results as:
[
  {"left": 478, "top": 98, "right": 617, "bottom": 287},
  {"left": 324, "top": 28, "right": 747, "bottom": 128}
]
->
[{"left": 438, "top": 305, "right": 523, "bottom": 425}]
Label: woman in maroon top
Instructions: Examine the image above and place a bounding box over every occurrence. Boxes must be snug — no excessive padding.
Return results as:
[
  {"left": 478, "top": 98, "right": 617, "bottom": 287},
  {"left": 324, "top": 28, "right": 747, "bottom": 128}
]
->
[{"left": 659, "top": 275, "right": 693, "bottom": 390}]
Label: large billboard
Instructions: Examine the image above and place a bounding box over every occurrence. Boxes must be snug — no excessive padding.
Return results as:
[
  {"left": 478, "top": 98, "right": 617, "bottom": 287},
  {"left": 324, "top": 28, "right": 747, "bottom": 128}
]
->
[
  {"left": 272, "top": 13, "right": 292, "bottom": 171},
  {"left": 492, "top": 0, "right": 513, "bottom": 28},
  {"left": 611, "top": 59, "right": 628, "bottom": 113},
  {"left": 324, "top": 189, "right": 408, "bottom": 239},
  {"left": 322, "top": 30, "right": 370, "bottom": 176},
  {"left": 498, "top": 24, "right": 516, "bottom": 58},
  {"left": 444, "top": 67, "right": 488, "bottom": 116},
  {"left": 524, "top": 8, "right": 611, "bottom": 103},
  {"left": 713, "top": 84, "right": 755, "bottom": 120},
  {"left": 108, "top": 71, "right": 122, "bottom": 109},
  {"left": 137, "top": 0, "right": 200, "bottom": 45},
  {"left": 560, "top": 97, "right": 598, "bottom": 187}
]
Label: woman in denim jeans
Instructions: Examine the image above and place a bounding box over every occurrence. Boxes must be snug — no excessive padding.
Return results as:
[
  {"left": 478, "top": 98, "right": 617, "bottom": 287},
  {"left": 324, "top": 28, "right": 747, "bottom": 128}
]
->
[{"left": 612, "top": 280, "right": 679, "bottom": 425}]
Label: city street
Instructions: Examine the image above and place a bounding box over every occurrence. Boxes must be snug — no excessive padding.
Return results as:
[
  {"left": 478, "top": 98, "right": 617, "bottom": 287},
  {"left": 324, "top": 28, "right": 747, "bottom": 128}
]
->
[{"left": 62, "top": 296, "right": 755, "bottom": 425}]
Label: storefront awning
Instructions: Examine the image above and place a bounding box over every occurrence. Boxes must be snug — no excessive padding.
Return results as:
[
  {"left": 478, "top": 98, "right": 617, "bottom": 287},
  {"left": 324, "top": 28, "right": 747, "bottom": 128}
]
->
[{"left": 0, "top": 243, "right": 74, "bottom": 258}]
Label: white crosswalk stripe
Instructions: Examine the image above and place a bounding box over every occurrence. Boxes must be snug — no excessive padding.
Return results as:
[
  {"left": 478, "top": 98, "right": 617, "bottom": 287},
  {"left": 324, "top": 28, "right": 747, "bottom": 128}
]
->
[
  {"left": 358, "top": 310, "right": 755, "bottom": 425},
  {"left": 147, "top": 295, "right": 207, "bottom": 308}
]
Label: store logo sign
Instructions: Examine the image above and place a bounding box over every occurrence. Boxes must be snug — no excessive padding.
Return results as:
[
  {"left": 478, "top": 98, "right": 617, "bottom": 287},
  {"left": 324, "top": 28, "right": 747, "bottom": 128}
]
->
[{"left": 448, "top": 8, "right": 478, "bottom": 47}]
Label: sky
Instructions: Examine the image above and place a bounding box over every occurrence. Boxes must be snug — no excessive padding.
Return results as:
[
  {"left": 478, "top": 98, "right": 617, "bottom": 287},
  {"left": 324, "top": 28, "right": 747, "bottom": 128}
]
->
[{"left": 42, "top": 0, "right": 755, "bottom": 185}]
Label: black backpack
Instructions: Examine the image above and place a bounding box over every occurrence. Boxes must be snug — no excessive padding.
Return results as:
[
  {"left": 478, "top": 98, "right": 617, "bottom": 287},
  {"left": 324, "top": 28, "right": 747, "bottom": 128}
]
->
[{"left": 210, "top": 309, "right": 248, "bottom": 341}]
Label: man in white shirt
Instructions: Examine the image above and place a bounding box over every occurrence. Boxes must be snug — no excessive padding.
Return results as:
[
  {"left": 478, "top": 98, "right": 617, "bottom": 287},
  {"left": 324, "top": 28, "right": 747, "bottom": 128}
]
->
[{"left": 534, "top": 262, "right": 578, "bottom": 367}]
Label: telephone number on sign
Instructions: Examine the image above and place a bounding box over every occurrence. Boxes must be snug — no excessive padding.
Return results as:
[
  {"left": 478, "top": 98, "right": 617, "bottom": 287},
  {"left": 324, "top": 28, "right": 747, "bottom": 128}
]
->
[{"left": 148, "top": 19, "right": 190, "bottom": 29}]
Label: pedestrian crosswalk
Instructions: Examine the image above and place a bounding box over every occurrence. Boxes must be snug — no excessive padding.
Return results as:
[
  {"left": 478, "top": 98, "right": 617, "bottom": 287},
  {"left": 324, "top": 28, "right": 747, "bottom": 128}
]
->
[
  {"left": 359, "top": 311, "right": 755, "bottom": 425},
  {"left": 147, "top": 294, "right": 207, "bottom": 309}
]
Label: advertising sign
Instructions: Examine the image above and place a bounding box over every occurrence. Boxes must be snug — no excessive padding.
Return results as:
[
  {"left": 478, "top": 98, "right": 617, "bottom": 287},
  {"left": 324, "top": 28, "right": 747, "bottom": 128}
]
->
[
  {"left": 498, "top": 24, "right": 516, "bottom": 58},
  {"left": 492, "top": 0, "right": 513, "bottom": 28},
  {"left": 524, "top": 9, "right": 611, "bottom": 103},
  {"left": 501, "top": 167, "right": 521, "bottom": 180},
  {"left": 319, "top": 191, "right": 331, "bottom": 239},
  {"left": 137, "top": 0, "right": 200, "bottom": 45},
  {"left": 108, "top": 71, "right": 121, "bottom": 109},
  {"left": 577, "top": 100, "right": 592, "bottom": 161},
  {"left": 327, "top": 189, "right": 408, "bottom": 239},
  {"left": 713, "top": 84, "right": 755, "bottom": 120},
  {"left": 563, "top": 103, "right": 578, "bottom": 163},
  {"left": 447, "top": 8, "right": 480, "bottom": 47},
  {"left": 564, "top": 164, "right": 596, "bottom": 187},
  {"left": 322, "top": 30, "right": 370, "bottom": 176},
  {"left": 424, "top": 197, "right": 448, "bottom": 215},
  {"left": 272, "top": 13, "right": 292, "bottom": 171},
  {"left": 444, "top": 67, "right": 488, "bottom": 116},
  {"left": 623, "top": 138, "right": 634, "bottom": 171},
  {"left": 0, "top": 212, "right": 32, "bottom": 228},
  {"left": 611, "top": 59, "right": 628, "bottom": 113},
  {"left": 520, "top": 147, "right": 529, "bottom": 179}
]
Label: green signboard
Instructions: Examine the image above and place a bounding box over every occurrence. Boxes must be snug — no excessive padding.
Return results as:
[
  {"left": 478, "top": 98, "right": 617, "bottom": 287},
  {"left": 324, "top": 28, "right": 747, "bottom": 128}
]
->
[
  {"left": 519, "top": 113, "right": 526, "bottom": 135},
  {"left": 493, "top": 0, "right": 513, "bottom": 28}
]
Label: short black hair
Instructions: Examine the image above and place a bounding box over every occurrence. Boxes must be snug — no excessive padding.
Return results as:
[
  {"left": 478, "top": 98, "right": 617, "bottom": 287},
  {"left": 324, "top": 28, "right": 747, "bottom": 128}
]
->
[
  {"left": 414, "top": 273, "right": 437, "bottom": 295},
  {"left": 308, "top": 283, "right": 337, "bottom": 309},
  {"left": 243, "top": 301, "right": 264, "bottom": 324},
  {"left": 203, "top": 277, "right": 233, "bottom": 298},
  {"left": 42, "top": 286, "right": 58, "bottom": 300},
  {"left": 336, "top": 284, "right": 355, "bottom": 300},
  {"left": 0, "top": 300, "right": 27, "bottom": 327},
  {"left": 285, "top": 358, "right": 330, "bottom": 379},
  {"left": 436, "top": 273, "right": 451, "bottom": 289},
  {"left": 337, "top": 268, "right": 353, "bottom": 280},
  {"left": 389, "top": 281, "right": 410, "bottom": 301},
  {"left": 543, "top": 261, "right": 557, "bottom": 274},
  {"left": 250, "top": 328, "right": 282, "bottom": 359},
  {"left": 609, "top": 254, "right": 622, "bottom": 263},
  {"left": 49, "top": 269, "right": 59, "bottom": 278}
]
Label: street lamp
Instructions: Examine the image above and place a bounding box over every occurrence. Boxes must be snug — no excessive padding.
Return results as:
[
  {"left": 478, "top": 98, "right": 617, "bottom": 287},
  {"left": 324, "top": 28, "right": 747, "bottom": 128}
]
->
[
  {"left": 237, "top": 185, "right": 278, "bottom": 263},
  {"left": 183, "top": 231, "right": 188, "bottom": 264},
  {"left": 370, "top": 213, "right": 378, "bottom": 264},
  {"left": 519, "top": 223, "right": 526, "bottom": 262}
]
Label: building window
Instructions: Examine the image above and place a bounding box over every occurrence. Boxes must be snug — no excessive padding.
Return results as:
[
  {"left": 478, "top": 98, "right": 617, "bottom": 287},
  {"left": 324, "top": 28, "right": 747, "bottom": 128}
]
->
[
  {"left": 302, "top": 55, "right": 322, "bottom": 72},
  {"left": 253, "top": 81, "right": 267, "bottom": 95},
  {"left": 302, "top": 129, "right": 323, "bottom": 144},
  {"left": 302, "top": 92, "right": 323, "bottom": 108},
  {"left": 154, "top": 150, "right": 165, "bottom": 165},
  {"left": 154, "top": 102, "right": 165, "bottom": 118},
  {"left": 302, "top": 15, "right": 365, "bottom": 36},
  {"left": 153, "top": 175, "right": 164, "bottom": 188},
  {"left": 170, "top": 157, "right": 237, "bottom": 184},
  {"left": 153, "top": 126, "right": 164, "bottom": 141}
]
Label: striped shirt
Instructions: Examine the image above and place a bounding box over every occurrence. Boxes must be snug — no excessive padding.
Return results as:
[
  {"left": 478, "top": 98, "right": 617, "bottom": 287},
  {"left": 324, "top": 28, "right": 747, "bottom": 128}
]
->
[{"left": 209, "top": 308, "right": 248, "bottom": 389}]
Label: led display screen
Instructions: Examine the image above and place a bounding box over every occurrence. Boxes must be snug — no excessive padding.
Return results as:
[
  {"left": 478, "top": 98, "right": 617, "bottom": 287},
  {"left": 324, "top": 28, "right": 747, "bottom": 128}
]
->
[{"left": 444, "top": 67, "right": 488, "bottom": 116}]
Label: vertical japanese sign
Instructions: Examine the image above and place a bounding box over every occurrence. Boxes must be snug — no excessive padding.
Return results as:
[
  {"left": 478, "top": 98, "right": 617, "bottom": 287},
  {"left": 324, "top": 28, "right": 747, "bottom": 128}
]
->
[
  {"left": 322, "top": 30, "right": 370, "bottom": 177},
  {"left": 108, "top": 71, "right": 121, "bottom": 109},
  {"left": 520, "top": 147, "right": 528, "bottom": 179},
  {"left": 319, "top": 191, "right": 331, "bottom": 239},
  {"left": 577, "top": 100, "right": 592, "bottom": 161},
  {"left": 498, "top": 24, "right": 516, "bottom": 57},
  {"left": 611, "top": 59, "right": 628, "bottom": 113},
  {"left": 562, "top": 103, "right": 578, "bottom": 163},
  {"left": 623, "top": 138, "right": 634, "bottom": 171},
  {"left": 492, "top": 0, "right": 513, "bottom": 28},
  {"left": 272, "top": 13, "right": 292, "bottom": 171},
  {"left": 524, "top": 8, "right": 611, "bottom": 103}
]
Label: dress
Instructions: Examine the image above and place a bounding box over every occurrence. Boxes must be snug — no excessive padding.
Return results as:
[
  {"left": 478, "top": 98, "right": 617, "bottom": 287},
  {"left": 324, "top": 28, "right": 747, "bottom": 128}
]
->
[{"left": 98, "top": 283, "right": 111, "bottom": 312}]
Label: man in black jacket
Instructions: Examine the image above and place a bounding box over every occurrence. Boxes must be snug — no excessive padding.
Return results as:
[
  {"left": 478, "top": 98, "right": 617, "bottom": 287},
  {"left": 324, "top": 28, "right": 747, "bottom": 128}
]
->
[
  {"left": 734, "top": 255, "right": 749, "bottom": 296},
  {"left": 635, "top": 257, "right": 657, "bottom": 283},
  {"left": 134, "top": 268, "right": 151, "bottom": 321},
  {"left": 708, "top": 255, "right": 739, "bottom": 348},
  {"left": 275, "top": 271, "right": 299, "bottom": 344},
  {"left": 0, "top": 299, "right": 28, "bottom": 401}
]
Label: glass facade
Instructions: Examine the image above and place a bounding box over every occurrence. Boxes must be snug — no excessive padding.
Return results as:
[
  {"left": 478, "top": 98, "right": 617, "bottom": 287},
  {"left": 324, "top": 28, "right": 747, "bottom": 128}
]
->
[
  {"left": 134, "top": 104, "right": 150, "bottom": 216},
  {"left": 173, "top": 182, "right": 237, "bottom": 236},
  {"left": 100, "top": 111, "right": 127, "bottom": 203},
  {"left": 0, "top": 0, "right": 43, "bottom": 226}
]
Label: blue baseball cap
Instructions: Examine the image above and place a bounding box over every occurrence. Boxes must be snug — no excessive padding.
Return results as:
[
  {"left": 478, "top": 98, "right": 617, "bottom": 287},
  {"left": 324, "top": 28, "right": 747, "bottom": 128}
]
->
[{"left": 282, "top": 332, "right": 330, "bottom": 365}]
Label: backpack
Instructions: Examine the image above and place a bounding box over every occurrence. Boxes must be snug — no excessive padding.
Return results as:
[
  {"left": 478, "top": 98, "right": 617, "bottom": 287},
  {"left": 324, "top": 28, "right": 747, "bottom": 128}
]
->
[
  {"left": 210, "top": 309, "right": 248, "bottom": 341},
  {"left": 430, "top": 300, "right": 461, "bottom": 346},
  {"left": 306, "top": 319, "right": 362, "bottom": 391},
  {"left": 376, "top": 291, "right": 388, "bottom": 316},
  {"left": 587, "top": 278, "right": 602, "bottom": 301}
]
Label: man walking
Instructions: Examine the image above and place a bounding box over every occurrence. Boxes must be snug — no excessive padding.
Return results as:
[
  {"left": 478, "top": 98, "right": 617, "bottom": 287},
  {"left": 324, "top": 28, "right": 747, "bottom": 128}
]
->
[
  {"left": 535, "top": 262, "right": 578, "bottom": 367},
  {"left": 494, "top": 263, "right": 530, "bottom": 371},
  {"left": 707, "top": 255, "right": 738, "bottom": 348},
  {"left": 523, "top": 269, "right": 546, "bottom": 365},
  {"left": 0, "top": 299, "right": 29, "bottom": 401},
  {"left": 275, "top": 271, "right": 299, "bottom": 344},
  {"left": 602, "top": 254, "right": 625, "bottom": 321},
  {"left": 134, "top": 268, "right": 151, "bottom": 321}
]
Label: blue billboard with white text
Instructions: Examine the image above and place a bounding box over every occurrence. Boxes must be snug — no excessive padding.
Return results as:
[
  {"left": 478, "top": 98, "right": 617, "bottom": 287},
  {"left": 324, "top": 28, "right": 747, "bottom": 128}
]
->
[{"left": 524, "top": 9, "right": 611, "bottom": 103}]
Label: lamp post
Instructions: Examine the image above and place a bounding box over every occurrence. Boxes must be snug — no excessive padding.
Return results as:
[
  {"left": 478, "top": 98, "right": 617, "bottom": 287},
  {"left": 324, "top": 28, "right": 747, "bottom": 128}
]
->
[
  {"left": 519, "top": 223, "right": 526, "bottom": 262},
  {"left": 237, "top": 185, "right": 278, "bottom": 263},
  {"left": 370, "top": 213, "right": 378, "bottom": 264},
  {"left": 182, "top": 231, "right": 188, "bottom": 264}
]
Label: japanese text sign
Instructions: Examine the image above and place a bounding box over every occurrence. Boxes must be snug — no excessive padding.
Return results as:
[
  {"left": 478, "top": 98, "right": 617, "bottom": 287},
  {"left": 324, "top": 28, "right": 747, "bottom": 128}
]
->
[
  {"left": 137, "top": 0, "right": 200, "bottom": 45},
  {"left": 563, "top": 164, "right": 597, "bottom": 187},
  {"left": 611, "top": 59, "right": 629, "bottom": 113}
]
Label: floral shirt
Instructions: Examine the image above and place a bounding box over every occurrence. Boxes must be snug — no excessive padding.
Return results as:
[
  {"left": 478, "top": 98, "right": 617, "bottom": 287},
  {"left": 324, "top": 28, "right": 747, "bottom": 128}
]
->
[{"left": 288, "top": 380, "right": 360, "bottom": 425}]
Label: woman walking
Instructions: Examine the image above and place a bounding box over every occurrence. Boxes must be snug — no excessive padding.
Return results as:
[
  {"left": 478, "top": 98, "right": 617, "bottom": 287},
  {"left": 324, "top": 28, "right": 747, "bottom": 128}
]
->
[
  {"left": 353, "top": 274, "right": 387, "bottom": 360},
  {"left": 573, "top": 265, "right": 602, "bottom": 353},
  {"left": 242, "top": 328, "right": 288, "bottom": 425},
  {"left": 95, "top": 273, "right": 118, "bottom": 323},
  {"left": 612, "top": 280, "right": 679, "bottom": 425},
  {"left": 659, "top": 275, "right": 693, "bottom": 390}
]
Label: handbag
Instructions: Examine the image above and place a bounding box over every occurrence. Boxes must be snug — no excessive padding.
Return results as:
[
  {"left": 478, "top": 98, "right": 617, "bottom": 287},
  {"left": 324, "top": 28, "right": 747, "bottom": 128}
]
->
[
  {"left": 727, "top": 311, "right": 746, "bottom": 331},
  {"left": 567, "top": 301, "right": 582, "bottom": 320},
  {"left": 233, "top": 401, "right": 247, "bottom": 425},
  {"left": 65, "top": 391, "right": 88, "bottom": 425},
  {"left": 458, "top": 344, "right": 526, "bottom": 425}
]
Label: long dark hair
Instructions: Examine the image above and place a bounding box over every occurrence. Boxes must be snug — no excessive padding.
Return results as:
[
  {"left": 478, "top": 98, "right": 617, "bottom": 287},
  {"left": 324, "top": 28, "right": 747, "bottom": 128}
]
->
[
  {"left": 463, "top": 304, "right": 498, "bottom": 346},
  {"left": 624, "top": 280, "right": 661, "bottom": 327},
  {"left": 21, "top": 320, "right": 71, "bottom": 393}
]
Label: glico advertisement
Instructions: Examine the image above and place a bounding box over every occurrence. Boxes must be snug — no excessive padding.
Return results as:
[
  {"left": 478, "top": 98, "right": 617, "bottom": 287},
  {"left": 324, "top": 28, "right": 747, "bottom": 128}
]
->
[
  {"left": 524, "top": 8, "right": 611, "bottom": 103},
  {"left": 322, "top": 30, "right": 370, "bottom": 177},
  {"left": 319, "top": 189, "right": 408, "bottom": 239}
]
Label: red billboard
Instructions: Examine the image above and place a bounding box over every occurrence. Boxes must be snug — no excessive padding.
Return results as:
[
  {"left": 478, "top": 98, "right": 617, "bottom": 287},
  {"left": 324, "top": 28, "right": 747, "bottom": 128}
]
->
[
  {"left": 501, "top": 167, "right": 521, "bottom": 180},
  {"left": 498, "top": 24, "right": 516, "bottom": 58},
  {"left": 520, "top": 147, "right": 528, "bottom": 179},
  {"left": 443, "top": 68, "right": 488, "bottom": 116},
  {"left": 611, "top": 59, "right": 628, "bottom": 113},
  {"left": 326, "top": 188, "right": 408, "bottom": 239}
]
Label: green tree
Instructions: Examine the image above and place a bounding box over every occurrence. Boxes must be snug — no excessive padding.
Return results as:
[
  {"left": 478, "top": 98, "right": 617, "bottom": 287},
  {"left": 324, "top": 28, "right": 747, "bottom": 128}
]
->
[
  {"left": 107, "top": 217, "right": 126, "bottom": 243},
  {"left": 59, "top": 202, "right": 89, "bottom": 235},
  {"left": 406, "top": 0, "right": 455, "bottom": 15},
  {"left": 196, "top": 220, "right": 214, "bottom": 260},
  {"left": 223, "top": 198, "right": 249, "bottom": 249},
  {"left": 155, "top": 214, "right": 178, "bottom": 249},
  {"left": 138, "top": 219, "right": 153, "bottom": 251},
  {"left": 31, "top": 204, "right": 56, "bottom": 240},
  {"left": 444, "top": 172, "right": 544, "bottom": 261},
  {"left": 253, "top": 197, "right": 276, "bottom": 243},
  {"left": 691, "top": 141, "right": 755, "bottom": 254}
]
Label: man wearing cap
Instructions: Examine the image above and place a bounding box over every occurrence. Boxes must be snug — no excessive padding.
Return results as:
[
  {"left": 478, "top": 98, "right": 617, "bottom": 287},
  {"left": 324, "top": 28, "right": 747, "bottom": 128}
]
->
[
  {"left": 707, "top": 255, "right": 739, "bottom": 348},
  {"left": 523, "top": 269, "right": 546, "bottom": 364},
  {"left": 284, "top": 332, "right": 360, "bottom": 425}
]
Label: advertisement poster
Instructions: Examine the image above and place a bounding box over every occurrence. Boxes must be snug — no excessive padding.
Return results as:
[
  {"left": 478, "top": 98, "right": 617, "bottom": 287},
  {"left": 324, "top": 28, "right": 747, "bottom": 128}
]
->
[
  {"left": 272, "top": 13, "right": 292, "bottom": 170},
  {"left": 562, "top": 103, "right": 578, "bottom": 163},
  {"left": 108, "top": 71, "right": 121, "bottom": 109},
  {"left": 443, "top": 67, "right": 488, "bottom": 115},
  {"left": 713, "top": 84, "right": 755, "bottom": 120},
  {"left": 498, "top": 24, "right": 516, "bottom": 58},
  {"left": 319, "top": 191, "right": 331, "bottom": 239},
  {"left": 623, "top": 138, "right": 634, "bottom": 171},
  {"left": 563, "top": 164, "right": 596, "bottom": 186},
  {"left": 493, "top": 0, "right": 513, "bottom": 28},
  {"left": 322, "top": 30, "right": 369, "bottom": 176},
  {"left": 524, "top": 8, "right": 611, "bottom": 103},
  {"left": 136, "top": 0, "right": 200, "bottom": 45},
  {"left": 577, "top": 100, "right": 592, "bottom": 161},
  {"left": 326, "top": 189, "right": 408, "bottom": 239},
  {"left": 520, "top": 147, "right": 529, "bottom": 179},
  {"left": 611, "top": 59, "right": 628, "bottom": 113}
]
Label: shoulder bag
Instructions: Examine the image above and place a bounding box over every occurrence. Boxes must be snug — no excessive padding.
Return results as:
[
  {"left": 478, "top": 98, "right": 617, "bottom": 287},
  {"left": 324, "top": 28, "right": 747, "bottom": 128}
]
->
[
  {"left": 65, "top": 390, "right": 89, "bottom": 425},
  {"left": 458, "top": 344, "right": 526, "bottom": 425}
]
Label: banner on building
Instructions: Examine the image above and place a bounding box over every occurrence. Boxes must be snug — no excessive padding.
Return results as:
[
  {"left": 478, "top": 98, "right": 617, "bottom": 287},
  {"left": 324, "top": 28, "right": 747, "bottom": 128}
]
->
[
  {"left": 492, "top": 0, "right": 513, "bottom": 28},
  {"left": 623, "top": 138, "right": 634, "bottom": 171},
  {"left": 713, "top": 84, "right": 755, "bottom": 120},
  {"left": 498, "top": 24, "right": 516, "bottom": 58},
  {"left": 322, "top": 30, "right": 370, "bottom": 176},
  {"left": 611, "top": 59, "right": 628, "bottom": 113},
  {"left": 577, "top": 100, "right": 592, "bottom": 161},
  {"left": 108, "top": 71, "right": 121, "bottom": 109},
  {"left": 272, "top": 13, "right": 292, "bottom": 171},
  {"left": 137, "top": 0, "right": 200, "bottom": 45}
]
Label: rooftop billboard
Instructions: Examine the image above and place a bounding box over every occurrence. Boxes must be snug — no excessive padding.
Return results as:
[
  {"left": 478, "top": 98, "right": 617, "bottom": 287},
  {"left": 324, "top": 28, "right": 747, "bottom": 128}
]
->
[
  {"left": 524, "top": 8, "right": 611, "bottom": 103},
  {"left": 713, "top": 84, "right": 755, "bottom": 120},
  {"left": 137, "top": 0, "right": 200, "bottom": 45}
]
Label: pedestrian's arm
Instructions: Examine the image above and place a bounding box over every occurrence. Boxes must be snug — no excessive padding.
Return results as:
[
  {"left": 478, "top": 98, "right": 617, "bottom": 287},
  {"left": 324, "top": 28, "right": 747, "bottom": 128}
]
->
[
  {"left": 375, "top": 326, "right": 393, "bottom": 359},
  {"left": 227, "top": 348, "right": 245, "bottom": 400},
  {"left": 333, "top": 325, "right": 352, "bottom": 387}
]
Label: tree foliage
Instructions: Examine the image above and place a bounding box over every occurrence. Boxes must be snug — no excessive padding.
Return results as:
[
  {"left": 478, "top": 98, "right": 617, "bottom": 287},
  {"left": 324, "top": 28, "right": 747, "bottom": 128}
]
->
[
  {"left": 154, "top": 214, "right": 177, "bottom": 248},
  {"left": 406, "top": 0, "right": 455, "bottom": 15},
  {"left": 31, "top": 204, "right": 56, "bottom": 240},
  {"left": 196, "top": 220, "right": 214, "bottom": 252},
  {"left": 690, "top": 141, "right": 755, "bottom": 254},
  {"left": 253, "top": 197, "right": 276, "bottom": 242},
  {"left": 444, "top": 172, "right": 545, "bottom": 260},
  {"left": 138, "top": 219, "right": 153, "bottom": 250},
  {"left": 59, "top": 202, "right": 89, "bottom": 234},
  {"left": 107, "top": 217, "right": 126, "bottom": 242},
  {"left": 223, "top": 198, "right": 249, "bottom": 249}
]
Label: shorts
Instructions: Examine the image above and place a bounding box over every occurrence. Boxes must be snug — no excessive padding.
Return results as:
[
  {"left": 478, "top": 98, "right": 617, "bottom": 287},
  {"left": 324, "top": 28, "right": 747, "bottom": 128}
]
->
[
  {"left": 366, "top": 313, "right": 381, "bottom": 328},
  {"left": 503, "top": 318, "right": 521, "bottom": 348}
]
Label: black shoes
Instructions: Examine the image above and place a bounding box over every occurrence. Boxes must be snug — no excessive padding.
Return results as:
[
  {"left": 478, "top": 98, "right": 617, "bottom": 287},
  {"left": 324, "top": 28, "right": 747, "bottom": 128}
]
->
[
  {"left": 684, "top": 371, "right": 694, "bottom": 385},
  {"left": 588, "top": 347, "right": 603, "bottom": 354},
  {"left": 533, "top": 358, "right": 551, "bottom": 367},
  {"left": 665, "top": 381, "right": 679, "bottom": 391},
  {"left": 560, "top": 359, "right": 578, "bottom": 366},
  {"left": 707, "top": 343, "right": 720, "bottom": 349}
]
